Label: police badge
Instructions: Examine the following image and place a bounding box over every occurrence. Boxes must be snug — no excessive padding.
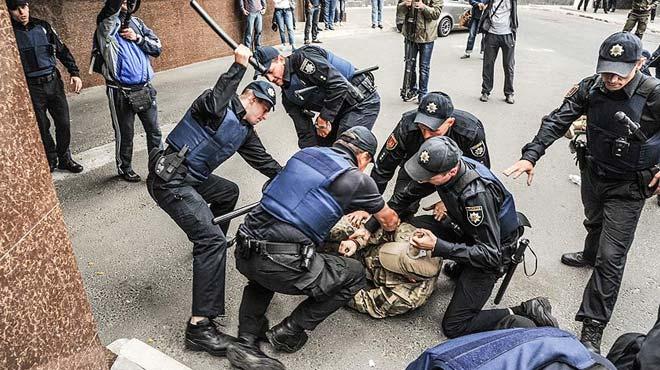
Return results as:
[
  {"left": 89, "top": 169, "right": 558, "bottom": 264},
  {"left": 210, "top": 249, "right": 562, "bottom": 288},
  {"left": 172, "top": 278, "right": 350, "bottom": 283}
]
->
[
  {"left": 465, "top": 206, "right": 484, "bottom": 227},
  {"left": 300, "top": 58, "right": 316, "bottom": 74},
  {"left": 470, "top": 141, "right": 486, "bottom": 158},
  {"left": 386, "top": 134, "right": 398, "bottom": 150}
]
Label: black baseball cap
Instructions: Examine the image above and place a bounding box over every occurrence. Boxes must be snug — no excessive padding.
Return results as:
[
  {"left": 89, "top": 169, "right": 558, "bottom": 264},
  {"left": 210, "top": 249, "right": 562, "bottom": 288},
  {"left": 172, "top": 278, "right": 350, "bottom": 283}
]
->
[
  {"left": 6, "top": 0, "right": 28, "bottom": 10},
  {"left": 253, "top": 46, "right": 280, "bottom": 77},
  {"left": 337, "top": 126, "right": 378, "bottom": 157},
  {"left": 415, "top": 92, "right": 454, "bottom": 130},
  {"left": 404, "top": 136, "right": 462, "bottom": 181},
  {"left": 596, "top": 32, "right": 642, "bottom": 76},
  {"left": 244, "top": 80, "right": 277, "bottom": 111}
]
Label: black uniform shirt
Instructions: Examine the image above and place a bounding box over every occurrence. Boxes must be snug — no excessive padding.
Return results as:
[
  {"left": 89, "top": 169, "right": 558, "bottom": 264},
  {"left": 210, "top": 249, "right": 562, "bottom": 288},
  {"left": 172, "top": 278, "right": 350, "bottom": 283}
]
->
[
  {"left": 284, "top": 45, "right": 351, "bottom": 123},
  {"left": 241, "top": 145, "right": 385, "bottom": 245},
  {"left": 12, "top": 17, "right": 80, "bottom": 77},
  {"left": 371, "top": 109, "right": 490, "bottom": 194},
  {"left": 187, "top": 62, "right": 282, "bottom": 179},
  {"left": 388, "top": 160, "right": 512, "bottom": 271},
  {"left": 521, "top": 72, "right": 660, "bottom": 166}
]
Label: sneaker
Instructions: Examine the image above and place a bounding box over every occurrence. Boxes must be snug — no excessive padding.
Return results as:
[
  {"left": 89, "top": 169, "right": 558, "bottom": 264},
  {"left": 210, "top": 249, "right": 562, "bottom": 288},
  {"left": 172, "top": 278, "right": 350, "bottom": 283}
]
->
[
  {"left": 479, "top": 93, "right": 489, "bottom": 102},
  {"left": 304, "top": 40, "right": 310, "bottom": 45},
  {"left": 312, "top": 39, "right": 322, "bottom": 43},
  {"left": 460, "top": 53, "right": 471, "bottom": 59},
  {"left": 185, "top": 318, "right": 237, "bottom": 357},
  {"left": 505, "top": 94, "right": 515, "bottom": 104}
]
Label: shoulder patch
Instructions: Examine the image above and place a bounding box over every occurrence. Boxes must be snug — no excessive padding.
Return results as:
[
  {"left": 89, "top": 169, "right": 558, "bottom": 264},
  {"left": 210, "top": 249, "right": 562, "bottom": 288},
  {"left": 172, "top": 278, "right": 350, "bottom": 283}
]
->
[
  {"left": 386, "top": 134, "right": 398, "bottom": 151},
  {"left": 300, "top": 58, "right": 316, "bottom": 75},
  {"left": 465, "top": 205, "right": 484, "bottom": 227},
  {"left": 469, "top": 141, "right": 486, "bottom": 158},
  {"left": 565, "top": 84, "right": 579, "bottom": 99}
]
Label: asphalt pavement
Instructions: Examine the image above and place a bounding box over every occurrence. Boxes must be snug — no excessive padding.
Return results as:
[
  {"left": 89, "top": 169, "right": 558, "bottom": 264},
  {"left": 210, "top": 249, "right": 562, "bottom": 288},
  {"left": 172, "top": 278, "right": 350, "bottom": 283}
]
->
[{"left": 56, "top": 6, "right": 660, "bottom": 370}]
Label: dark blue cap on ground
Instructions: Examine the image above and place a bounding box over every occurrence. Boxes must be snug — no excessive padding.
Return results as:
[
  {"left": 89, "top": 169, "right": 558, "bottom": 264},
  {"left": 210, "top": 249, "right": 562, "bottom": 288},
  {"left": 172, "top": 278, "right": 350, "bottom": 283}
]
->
[
  {"left": 337, "top": 126, "right": 378, "bottom": 157},
  {"left": 253, "top": 46, "right": 280, "bottom": 78},
  {"left": 597, "top": 32, "right": 642, "bottom": 76},
  {"left": 6, "top": 0, "right": 28, "bottom": 10},
  {"left": 244, "top": 80, "right": 277, "bottom": 111},
  {"left": 415, "top": 92, "right": 454, "bottom": 130},
  {"left": 404, "top": 136, "right": 463, "bottom": 181}
]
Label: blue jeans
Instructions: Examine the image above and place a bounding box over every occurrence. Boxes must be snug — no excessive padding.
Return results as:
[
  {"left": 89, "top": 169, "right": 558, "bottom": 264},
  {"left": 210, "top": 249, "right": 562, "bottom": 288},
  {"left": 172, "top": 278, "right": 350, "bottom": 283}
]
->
[
  {"left": 326, "top": 0, "right": 337, "bottom": 27},
  {"left": 274, "top": 8, "right": 295, "bottom": 46},
  {"left": 406, "top": 41, "right": 434, "bottom": 99},
  {"left": 465, "top": 17, "right": 481, "bottom": 53},
  {"left": 371, "top": 0, "right": 383, "bottom": 25},
  {"left": 243, "top": 11, "right": 263, "bottom": 49}
]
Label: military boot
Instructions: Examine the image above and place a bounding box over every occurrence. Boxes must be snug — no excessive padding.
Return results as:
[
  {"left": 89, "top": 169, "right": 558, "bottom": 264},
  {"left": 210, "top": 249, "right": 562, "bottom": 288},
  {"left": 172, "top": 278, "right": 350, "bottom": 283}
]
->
[
  {"left": 561, "top": 251, "right": 595, "bottom": 268},
  {"left": 185, "top": 318, "right": 236, "bottom": 356},
  {"left": 227, "top": 335, "right": 285, "bottom": 370},
  {"left": 266, "top": 317, "right": 308, "bottom": 353},
  {"left": 580, "top": 318, "right": 606, "bottom": 354},
  {"left": 514, "top": 297, "right": 559, "bottom": 328}
]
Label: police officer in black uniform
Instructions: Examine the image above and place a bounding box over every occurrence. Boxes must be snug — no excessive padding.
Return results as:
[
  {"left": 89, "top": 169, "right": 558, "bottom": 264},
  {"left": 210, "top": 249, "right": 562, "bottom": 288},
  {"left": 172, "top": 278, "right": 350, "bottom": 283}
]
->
[
  {"left": 225, "top": 127, "right": 400, "bottom": 370},
  {"left": 253, "top": 45, "right": 380, "bottom": 148},
  {"left": 504, "top": 32, "right": 660, "bottom": 353},
  {"left": 8, "top": 0, "right": 83, "bottom": 173},
  {"left": 372, "top": 136, "right": 558, "bottom": 339},
  {"left": 146, "top": 46, "right": 282, "bottom": 357},
  {"left": 358, "top": 92, "right": 490, "bottom": 224}
]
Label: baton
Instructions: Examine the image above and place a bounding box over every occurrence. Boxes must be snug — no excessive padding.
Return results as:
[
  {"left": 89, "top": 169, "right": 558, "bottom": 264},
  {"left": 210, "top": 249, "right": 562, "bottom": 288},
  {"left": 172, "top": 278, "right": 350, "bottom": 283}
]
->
[
  {"left": 212, "top": 202, "right": 260, "bottom": 225},
  {"left": 190, "top": 0, "right": 266, "bottom": 74},
  {"left": 494, "top": 238, "right": 529, "bottom": 305},
  {"left": 293, "top": 65, "right": 380, "bottom": 100}
]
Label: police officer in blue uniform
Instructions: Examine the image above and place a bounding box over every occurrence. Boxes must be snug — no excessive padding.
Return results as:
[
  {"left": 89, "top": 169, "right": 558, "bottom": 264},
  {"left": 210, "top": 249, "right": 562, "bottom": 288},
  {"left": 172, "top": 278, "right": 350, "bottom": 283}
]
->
[
  {"left": 254, "top": 45, "right": 380, "bottom": 148},
  {"left": 225, "top": 127, "right": 400, "bottom": 370},
  {"left": 505, "top": 32, "right": 660, "bottom": 353},
  {"left": 146, "top": 46, "right": 282, "bottom": 357},
  {"left": 376, "top": 137, "right": 558, "bottom": 339},
  {"left": 8, "top": 0, "right": 83, "bottom": 173}
]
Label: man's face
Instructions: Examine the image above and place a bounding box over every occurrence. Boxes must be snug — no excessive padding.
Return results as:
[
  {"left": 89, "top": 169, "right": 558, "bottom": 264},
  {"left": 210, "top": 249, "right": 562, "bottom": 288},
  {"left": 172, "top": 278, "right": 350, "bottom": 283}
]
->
[
  {"left": 418, "top": 118, "right": 455, "bottom": 139},
  {"left": 356, "top": 152, "right": 373, "bottom": 172},
  {"left": 265, "top": 57, "right": 286, "bottom": 87},
  {"left": 601, "top": 60, "right": 642, "bottom": 91},
  {"left": 121, "top": 0, "right": 128, "bottom": 11},
  {"left": 243, "top": 97, "right": 271, "bottom": 125},
  {"left": 419, "top": 166, "right": 458, "bottom": 186},
  {"left": 9, "top": 4, "right": 30, "bottom": 25}
]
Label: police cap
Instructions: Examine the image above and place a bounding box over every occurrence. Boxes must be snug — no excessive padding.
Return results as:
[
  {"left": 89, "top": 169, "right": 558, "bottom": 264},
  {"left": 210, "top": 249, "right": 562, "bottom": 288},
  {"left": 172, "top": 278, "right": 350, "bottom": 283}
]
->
[
  {"left": 6, "top": 0, "right": 28, "bottom": 10},
  {"left": 244, "top": 80, "right": 277, "bottom": 111},
  {"left": 415, "top": 92, "right": 454, "bottom": 131},
  {"left": 596, "top": 32, "right": 642, "bottom": 77},
  {"left": 404, "top": 136, "right": 462, "bottom": 181},
  {"left": 253, "top": 46, "right": 280, "bottom": 77},
  {"left": 337, "top": 126, "right": 378, "bottom": 157}
]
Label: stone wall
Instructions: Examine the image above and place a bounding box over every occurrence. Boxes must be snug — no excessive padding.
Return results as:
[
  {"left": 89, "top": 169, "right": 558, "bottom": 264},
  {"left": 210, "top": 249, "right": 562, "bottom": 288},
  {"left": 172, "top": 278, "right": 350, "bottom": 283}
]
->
[{"left": 0, "top": 4, "right": 108, "bottom": 370}]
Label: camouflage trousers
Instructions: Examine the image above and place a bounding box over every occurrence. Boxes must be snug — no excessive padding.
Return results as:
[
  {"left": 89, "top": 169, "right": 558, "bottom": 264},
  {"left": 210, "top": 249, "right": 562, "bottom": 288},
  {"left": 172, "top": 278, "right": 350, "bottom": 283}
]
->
[
  {"left": 624, "top": 11, "right": 650, "bottom": 39},
  {"left": 326, "top": 218, "right": 441, "bottom": 319}
]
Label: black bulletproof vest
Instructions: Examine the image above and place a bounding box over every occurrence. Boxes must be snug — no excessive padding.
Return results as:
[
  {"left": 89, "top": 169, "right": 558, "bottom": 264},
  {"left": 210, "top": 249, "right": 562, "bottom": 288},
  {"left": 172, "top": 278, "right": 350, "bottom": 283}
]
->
[{"left": 14, "top": 23, "right": 56, "bottom": 78}]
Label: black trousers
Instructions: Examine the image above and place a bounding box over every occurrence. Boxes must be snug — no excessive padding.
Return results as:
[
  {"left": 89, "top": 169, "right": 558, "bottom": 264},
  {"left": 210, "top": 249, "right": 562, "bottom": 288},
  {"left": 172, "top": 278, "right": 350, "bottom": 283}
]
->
[
  {"left": 575, "top": 164, "right": 647, "bottom": 324},
  {"left": 147, "top": 171, "right": 239, "bottom": 318},
  {"left": 411, "top": 215, "right": 535, "bottom": 338},
  {"left": 27, "top": 74, "right": 72, "bottom": 165},
  {"left": 481, "top": 33, "right": 516, "bottom": 96},
  {"left": 577, "top": 0, "right": 589, "bottom": 10},
  {"left": 304, "top": 5, "right": 320, "bottom": 42},
  {"left": 106, "top": 84, "right": 162, "bottom": 174},
  {"left": 235, "top": 244, "right": 366, "bottom": 336}
]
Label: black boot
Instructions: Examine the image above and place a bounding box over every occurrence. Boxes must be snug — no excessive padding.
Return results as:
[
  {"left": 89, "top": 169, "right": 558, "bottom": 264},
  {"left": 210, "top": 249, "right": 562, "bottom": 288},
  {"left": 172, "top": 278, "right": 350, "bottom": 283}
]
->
[
  {"left": 185, "top": 318, "right": 236, "bottom": 357},
  {"left": 580, "top": 318, "right": 606, "bottom": 354},
  {"left": 266, "top": 317, "right": 308, "bottom": 353},
  {"left": 514, "top": 297, "right": 559, "bottom": 328},
  {"left": 561, "top": 251, "right": 595, "bottom": 268},
  {"left": 227, "top": 335, "right": 285, "bottom": 370},
  {"left": 57, "top": 157, "right": 84, "bottom": 173}
]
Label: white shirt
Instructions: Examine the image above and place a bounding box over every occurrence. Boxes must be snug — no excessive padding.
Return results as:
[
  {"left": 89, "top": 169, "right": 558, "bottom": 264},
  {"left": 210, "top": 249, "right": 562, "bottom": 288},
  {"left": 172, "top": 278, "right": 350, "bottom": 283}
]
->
[
  {"left": 488, "top": 0, "right": 512, "bottom": 35},
  {"left": 274, "top": 0, "right": 294, "bottom": 9}
]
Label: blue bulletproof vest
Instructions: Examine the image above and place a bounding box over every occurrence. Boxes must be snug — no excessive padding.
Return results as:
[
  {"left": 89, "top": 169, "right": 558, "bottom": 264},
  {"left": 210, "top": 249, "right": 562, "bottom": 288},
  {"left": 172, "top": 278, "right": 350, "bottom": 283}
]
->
[
  {"left": 587, "top": 78, "right": 660, "bottom": 172},
  {"left": 14, "top": 23, "right": 57, "bottom": 78},
  {"left": 406, "top": 327, "right": 605, "bottom": 370},
  {"left": 166, "top": 106, "right": 248, "bottom": 182},
  {"left": 462, "top": 158, "right": 519, "bottom": 238},
  {"left": 261, "top": 147, "right": 352, "bottom": 245},
  {"left": 113, "top": 18, "right": 154, "bottom": 85}
]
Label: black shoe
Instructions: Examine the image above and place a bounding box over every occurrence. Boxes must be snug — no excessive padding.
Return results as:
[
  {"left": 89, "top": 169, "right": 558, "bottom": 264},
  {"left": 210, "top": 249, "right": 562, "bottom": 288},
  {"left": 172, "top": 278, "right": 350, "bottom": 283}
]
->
[
  {"left": 119, "top": 169, "right": 141, "bottom": 182},
  {"left": 304, "top": 40, "right": 310, "bottom": 45},
  {"left": 372, "top": 24, "right": 376, "bottom": 28},
  {"left": 266, "top": 318, "right": 308, "bottom": 353},
  {"left": 185, "top": 318, "right": 237, "bottom": 357},
  {"left": 378, "top": 24, "right": 383, "bottom": 29},
  {"left": 312, "top": 39, "right": 322, "bottom": 43},
  {"left": 580, "top": 318, "right": 606, "bottom": 354},
  {"left": 518, "top": 297, "right": 559, "bottom": 328},
  {"left": 49, "top": 161, "right": 57, "bottom": 173},
  {"left": 561, "top": 251, "right": 594, "bottom": 268},
  {"left": 227, "top": 339, "right": 285, "bottom": 370},
  {"left": 58, "top": 158, "right": 84, "bottom": 173},
  {"left": 480, "top": 93, "right": 489, "bottom": 102},
  {"left": 442, "top": 261, "right": 463, "bottom": 280},
  {"left": 505, "top": 95, "right": 515, "bottom": 104}
]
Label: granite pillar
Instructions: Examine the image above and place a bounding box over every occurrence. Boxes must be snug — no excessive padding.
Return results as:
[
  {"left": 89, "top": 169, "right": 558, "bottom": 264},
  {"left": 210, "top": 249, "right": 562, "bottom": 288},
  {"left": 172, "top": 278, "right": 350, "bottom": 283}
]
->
[{"left": 0, "top": 4, "right": 107, "bottom": 370}]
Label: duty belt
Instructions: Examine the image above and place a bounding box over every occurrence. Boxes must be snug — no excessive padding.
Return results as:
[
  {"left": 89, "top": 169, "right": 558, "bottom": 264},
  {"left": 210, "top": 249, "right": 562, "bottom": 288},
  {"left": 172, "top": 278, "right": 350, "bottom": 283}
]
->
[
  {"left": 26, "top": 71, "right": 57, "bottom": 85},
  {"left": 236, "top": 232, "right": 316, "bottom": 270}
]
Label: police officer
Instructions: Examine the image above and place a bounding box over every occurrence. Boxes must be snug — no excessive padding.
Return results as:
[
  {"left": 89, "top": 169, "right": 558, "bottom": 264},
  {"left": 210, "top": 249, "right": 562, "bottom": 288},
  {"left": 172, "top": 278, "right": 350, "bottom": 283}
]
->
[
  {"left": 253, "top": 45, "right": 380, "bottom": 148},
  {"left": 146, "top": 46, "right": 282, "bottom": 357},
  {"left": 504, "top": 32, "right": 660, "bottom": 353},
  {"left": 8, "top": 0, "right": 83, "bottom": 173},
  {"left": 225, "top": 127, "right": 399, "bottom": 370},
  {"left": 370, "top": 136, "right": 559, "bottom": 339},
  {"left": 353, "top": 92, "right": 491, "bottom": 225}
]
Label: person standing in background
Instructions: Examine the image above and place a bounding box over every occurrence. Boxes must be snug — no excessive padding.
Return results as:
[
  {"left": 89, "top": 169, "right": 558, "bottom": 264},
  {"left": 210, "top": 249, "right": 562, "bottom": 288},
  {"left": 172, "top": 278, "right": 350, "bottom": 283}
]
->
[
  {"left": 372, "top": 0, "right": 384, "bottom": 28},
  {"left": 274, "top": 0, "right": 296, "bottom": 49},
  {"left": 240, "top": 0, "right": 266, "bottom": 50}
]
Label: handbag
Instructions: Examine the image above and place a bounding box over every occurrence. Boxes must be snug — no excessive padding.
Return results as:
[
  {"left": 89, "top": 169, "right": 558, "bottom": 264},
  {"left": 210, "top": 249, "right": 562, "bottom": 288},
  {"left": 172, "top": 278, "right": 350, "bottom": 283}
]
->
[{"left": 124, "top": 86, "right": 153, "bottom": 113}]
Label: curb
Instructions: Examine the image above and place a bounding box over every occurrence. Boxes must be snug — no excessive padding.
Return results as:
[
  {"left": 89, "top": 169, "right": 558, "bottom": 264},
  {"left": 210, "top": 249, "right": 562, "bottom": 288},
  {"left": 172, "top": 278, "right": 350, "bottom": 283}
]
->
[{"left": 546, "top": 5, "right": 660, "bottom": 35}]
